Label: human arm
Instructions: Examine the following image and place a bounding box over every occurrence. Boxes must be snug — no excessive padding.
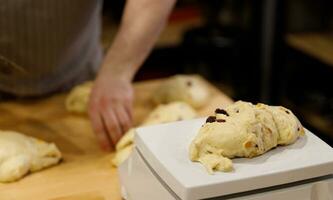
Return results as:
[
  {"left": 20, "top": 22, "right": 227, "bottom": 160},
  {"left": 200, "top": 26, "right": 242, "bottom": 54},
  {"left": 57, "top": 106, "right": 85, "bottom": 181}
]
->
[{"left": 88, "top": 0, "right": 177, "bottom": 150}]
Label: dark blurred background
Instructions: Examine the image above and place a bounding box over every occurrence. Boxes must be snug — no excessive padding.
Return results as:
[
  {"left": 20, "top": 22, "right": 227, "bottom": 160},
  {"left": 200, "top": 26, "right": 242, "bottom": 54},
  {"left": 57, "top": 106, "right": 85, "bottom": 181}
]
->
[{"left": 102, "top": 0, "right": 333, "bottom": 145}]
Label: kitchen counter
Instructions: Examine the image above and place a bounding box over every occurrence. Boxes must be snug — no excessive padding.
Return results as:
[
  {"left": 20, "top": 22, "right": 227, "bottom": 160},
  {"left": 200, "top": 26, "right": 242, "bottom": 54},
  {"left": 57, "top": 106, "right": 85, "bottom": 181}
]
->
[{"left": 0, "top": 75, "right": 233, "bottom": 200}]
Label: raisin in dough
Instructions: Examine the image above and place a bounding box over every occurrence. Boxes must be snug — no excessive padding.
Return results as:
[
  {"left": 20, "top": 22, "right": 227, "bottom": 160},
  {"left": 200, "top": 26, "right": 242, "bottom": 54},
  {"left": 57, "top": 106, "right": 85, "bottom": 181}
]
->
[
  {"left": 142, "top": 101, "right": 198, "bottom": 125},
  {"left": 0, "top": 131, "right": 62, "bottom": 182},
  {"left": 112, "top": 102, "right": 198, "bottom": 167},
  {"left": 65, "top": 81, "right": 93, "bottom": 113},
  {"left": 152, "top": 75, "right": 210, "bottom": 108},
  {"left": 189, "top": 101, "right": 304, "bottom": 174}
]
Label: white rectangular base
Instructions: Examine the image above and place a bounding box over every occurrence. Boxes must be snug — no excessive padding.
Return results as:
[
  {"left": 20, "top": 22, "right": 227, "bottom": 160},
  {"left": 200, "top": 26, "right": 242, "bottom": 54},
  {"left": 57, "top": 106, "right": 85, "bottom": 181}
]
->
[
  {"left": 119, "top": 148, "right": 333, "bottom": 200},
  {"left": 135, "top": 119, "right": 333, "bottom": 199}
]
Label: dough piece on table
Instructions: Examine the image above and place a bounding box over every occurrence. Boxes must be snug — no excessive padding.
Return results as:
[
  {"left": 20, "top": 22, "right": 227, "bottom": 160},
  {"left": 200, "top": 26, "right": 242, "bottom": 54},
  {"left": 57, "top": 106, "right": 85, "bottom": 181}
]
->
[
  {"left": 152, "top": 75, "right": 210, "bottom": 108},
  {"left": 142, "top": 101, "right": 198, "bottom": 126},
  {"left": 112, "top": 102, "right": 198, "bottom": 167},
  {"left": 111, "top": 145, "right": 133, "bottom": 167},
  {"left": 112, "top": 129, "right": 136, "bottom": 167},
  {"left": 189, "top": 101, "right": 304, "bottom": 174},
  {"left": 0, "top": 131, "right": 62, "bottom": 182},
  {"left": 65, "top": 81, "right": 93, "bottom": 113},
  {"left": 116, "top": 128, "right": 136, "bottom": 151}
]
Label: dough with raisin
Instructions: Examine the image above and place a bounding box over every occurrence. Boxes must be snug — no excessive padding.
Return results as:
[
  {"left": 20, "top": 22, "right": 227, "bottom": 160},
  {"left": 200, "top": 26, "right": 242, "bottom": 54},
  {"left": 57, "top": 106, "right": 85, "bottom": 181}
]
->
[
  {"left": 152, "top": 75, "right": 210, "bottom": 108},
  {"left": 142, "top": 101, "right": 198, "bottom": 125},
  {"left": 189, "top": 101, "right": 304, "bottom": 174}
]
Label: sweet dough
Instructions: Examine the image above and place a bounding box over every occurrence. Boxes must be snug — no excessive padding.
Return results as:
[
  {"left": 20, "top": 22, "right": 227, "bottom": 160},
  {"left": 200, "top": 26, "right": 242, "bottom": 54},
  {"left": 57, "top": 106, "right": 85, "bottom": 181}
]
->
[
  {"left": 0, "top": 131, "right": 62, "bottom": 182},
  {"left": 65, "top": 81, "right": 93, "bottom": 113},
  {"left": 65, "top": 75, "right": 209, "bottom": 114},
  {"left": 189, "top": 101, "right": 304, "bottom": 174},
  {"left": 112, "top": 102, "right": 198, "bottom": 167},
  {"left": 111, "top": 145, "right": 133, "bottom": 167},
  {"left": 152, "top": 75, "right": 210, "bottom": 108},
  {"left": 142, "top": 101, "right": 198, "bottom": 126},
  {"left": 115, "top": 128, "right": 136, "bottom": 151}
]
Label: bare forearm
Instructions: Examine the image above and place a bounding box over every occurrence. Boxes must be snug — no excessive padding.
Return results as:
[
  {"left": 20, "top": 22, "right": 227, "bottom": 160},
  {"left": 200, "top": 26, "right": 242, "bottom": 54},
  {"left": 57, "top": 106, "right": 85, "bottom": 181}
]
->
[{"left": 101, "top": 0, "right": 176, "bottom": 80}]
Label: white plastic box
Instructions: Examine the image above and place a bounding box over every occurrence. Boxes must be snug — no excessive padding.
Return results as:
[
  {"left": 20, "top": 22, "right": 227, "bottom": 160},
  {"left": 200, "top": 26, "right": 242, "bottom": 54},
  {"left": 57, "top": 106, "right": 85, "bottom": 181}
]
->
[{"left": 119, "top": 118, "right": 333, "bottom": 200}]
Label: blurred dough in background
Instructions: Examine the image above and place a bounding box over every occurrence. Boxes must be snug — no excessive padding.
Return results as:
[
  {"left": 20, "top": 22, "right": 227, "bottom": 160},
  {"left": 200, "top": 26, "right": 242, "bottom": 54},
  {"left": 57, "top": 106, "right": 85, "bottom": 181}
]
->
[
  {"left": 152, "top": 75, "right": 210, "bottom": 108},
  {"left": 65, "top": 81, "right": 93, "bottom": 113},
  {"left": 65, "top": 75, "right": 210, "bottom": 114},
  {"left": 0, "top": 131, "right": 62, "bottom": 183},
  {"left": 115, "top": 128, "right": 136, "bottom": 152},
  {"left": 111, "top": 145, "right": 133, "bottom": 167},
  {"left": 64, "top": 76, "right": 209, "bottom": 167},
  {"left": 142, "top": 101, "right": 198, "bottom": 125},
  {"left": 112, "top": 101, "right": 198, "bottom": 166}
]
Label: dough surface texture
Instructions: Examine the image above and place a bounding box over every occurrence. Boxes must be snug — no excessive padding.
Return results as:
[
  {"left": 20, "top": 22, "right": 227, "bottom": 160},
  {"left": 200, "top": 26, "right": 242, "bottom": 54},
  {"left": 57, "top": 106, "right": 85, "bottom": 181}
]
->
[
  {"left": 189, "top": 101, "right": 304, "bottom": 174},
  {"left": 112, "top": 102, "right": 198, "bottom": 166},
  {"left": 152, "top": 75, "right": 210, "bottom": 108},
  {"left": 0, "top": 131, "right": 62, "bottom": 182},
  {"left": 65, "top": 81, "right": 93, "bottom": 113}
]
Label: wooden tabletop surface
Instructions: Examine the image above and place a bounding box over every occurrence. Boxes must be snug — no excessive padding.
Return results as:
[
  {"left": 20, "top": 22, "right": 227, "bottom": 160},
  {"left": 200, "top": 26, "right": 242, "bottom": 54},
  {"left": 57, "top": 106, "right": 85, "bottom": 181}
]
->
[{"left": 0, "top": 75, "right": 233, "bottom": 200}]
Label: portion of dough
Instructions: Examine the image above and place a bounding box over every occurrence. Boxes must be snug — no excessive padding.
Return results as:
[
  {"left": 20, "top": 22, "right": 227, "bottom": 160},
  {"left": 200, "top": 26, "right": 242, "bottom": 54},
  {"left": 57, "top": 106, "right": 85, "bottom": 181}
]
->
[
  {"left": 65, "top": 81, "right": 93, "bottom": 113},
  {"left": 189, "top": 101, "right": 304, "bottom": 174},
  {"left": 65, "top": 79, "right": 201, "bottom": 167},
  {"left": 0, "top": 131, "right": 62, "bottom": 182},
  {"left": 65, "top": 75, "right": 210, "bottom": 114},
  {"left": 152, "top": 75, "right": 210, "bottom": 108},
  {"left": 142, "top": 101, "right": 198, "bottom": 126},
  {"left": 112, "top": 102, "right": 198, "bottom": 167},
  {"left": 111, "top": 145, "right": 133, "bottom": 167},
  {"left": 256, "top": 103, "right": 304, "bottom": 145},
  {"left": 116, "top": 128, "right": 136, "bottom": 151}
]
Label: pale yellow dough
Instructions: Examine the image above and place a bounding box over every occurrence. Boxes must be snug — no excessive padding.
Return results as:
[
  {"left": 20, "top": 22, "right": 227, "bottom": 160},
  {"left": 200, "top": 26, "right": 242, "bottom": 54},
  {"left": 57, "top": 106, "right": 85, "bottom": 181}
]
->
[
  {"left": 257, "top": 104, "right": 304, "bottom": 145},
  {"left": 65, "top": 81, "right": 93, "bottom": 113},
  {"left": 142, "top": 101, "right": 198, "bottom": 126},
  {"left": 112, "top": 102, "right": 198, "bottom": 166},
  {"left": 0, "top": 131, "right": 62, "bottom": 182},
  {"left": 66, "top": 75, "right": 210, "bottom": 114},
  {"left": 189, "top": 101, "right": 304, "bottom": 174},
  {"left": 111, "top": 145, "right": 134, "bottom": 167},
  {"left": 152, "top": 75, "right": 210, "bottom": 108}
]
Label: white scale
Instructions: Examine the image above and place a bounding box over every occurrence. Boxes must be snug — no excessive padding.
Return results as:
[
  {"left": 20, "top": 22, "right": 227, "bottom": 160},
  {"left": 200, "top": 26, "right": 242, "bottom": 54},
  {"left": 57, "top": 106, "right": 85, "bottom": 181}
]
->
[{"left": 119, "top": 118, "right": 333, "bottom": 200}]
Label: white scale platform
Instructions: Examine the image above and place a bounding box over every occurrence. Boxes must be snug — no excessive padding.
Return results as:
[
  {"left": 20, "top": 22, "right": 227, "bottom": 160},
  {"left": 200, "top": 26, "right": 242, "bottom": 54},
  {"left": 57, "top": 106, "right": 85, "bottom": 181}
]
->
[{"left": 119, "top": 118, "right": 333, "bottom": 200}]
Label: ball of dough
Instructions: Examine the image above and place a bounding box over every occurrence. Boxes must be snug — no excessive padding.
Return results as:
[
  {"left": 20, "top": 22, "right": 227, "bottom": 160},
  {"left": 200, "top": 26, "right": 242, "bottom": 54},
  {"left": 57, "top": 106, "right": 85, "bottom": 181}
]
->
[
  {"left": 113, "top": 102, "right": 198, "bottom": 167},
  {"left": 116, "top": 102, "right": 198, "bottom": 152},
  {"left": 189, "top": 101, "right": 304, "bottom": 174},
  {"left": 65, "top": 81, "right": 93, "bottom": 113},
  {"left": 152, "top": 75, "right": 210, "bottom": 108},
  {"left": 142, "top": 101, "right": 198, "bottom": 126},
  {"left": 0, "top": 131, "right": 62, "bottom": 182}
]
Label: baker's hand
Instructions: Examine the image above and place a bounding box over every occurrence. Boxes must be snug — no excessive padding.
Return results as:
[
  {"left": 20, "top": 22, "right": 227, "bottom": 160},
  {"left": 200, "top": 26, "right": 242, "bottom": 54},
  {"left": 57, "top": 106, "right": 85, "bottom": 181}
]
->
[{"left": 88, "top": 67, "right": 133, "bottom": 151}]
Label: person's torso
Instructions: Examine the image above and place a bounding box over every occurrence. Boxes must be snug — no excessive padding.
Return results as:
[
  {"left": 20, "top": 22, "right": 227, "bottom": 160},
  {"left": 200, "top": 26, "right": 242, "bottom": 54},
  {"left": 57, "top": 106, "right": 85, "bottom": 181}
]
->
[{"left": 0, "top": 0, "right": 103, "bottom": 96}]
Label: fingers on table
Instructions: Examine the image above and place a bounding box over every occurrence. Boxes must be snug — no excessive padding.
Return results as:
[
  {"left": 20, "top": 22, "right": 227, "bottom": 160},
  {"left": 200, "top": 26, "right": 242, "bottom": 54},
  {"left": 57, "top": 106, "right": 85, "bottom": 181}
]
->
[
  {"left": 102, "top": 107, "right": 123, "bottom": 146},
  {"left": 115, "top": 105, "right": 132, "bottom": 133},
  {"left": 123, "top": 97, "right": 133, "bottom": 123},
  {"left": 88, "top": 109, "right": 112, "bottom": 151},
  {"left": 89, "top": 96, "right": 133, "bottom": 150}
]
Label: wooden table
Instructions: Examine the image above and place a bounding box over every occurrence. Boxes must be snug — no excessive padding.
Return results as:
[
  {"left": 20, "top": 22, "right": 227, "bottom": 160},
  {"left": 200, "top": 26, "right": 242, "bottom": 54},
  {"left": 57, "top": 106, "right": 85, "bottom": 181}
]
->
[{"left": 0, "top": 76, "right": 233, "bottom": 200}]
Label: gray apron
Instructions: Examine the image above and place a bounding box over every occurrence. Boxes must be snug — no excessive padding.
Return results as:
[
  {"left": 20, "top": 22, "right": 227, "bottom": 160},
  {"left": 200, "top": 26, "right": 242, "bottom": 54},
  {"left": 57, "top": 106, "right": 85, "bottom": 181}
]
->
[{"left": 0, "top": 0, "right": 103, "bottom": 97}]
